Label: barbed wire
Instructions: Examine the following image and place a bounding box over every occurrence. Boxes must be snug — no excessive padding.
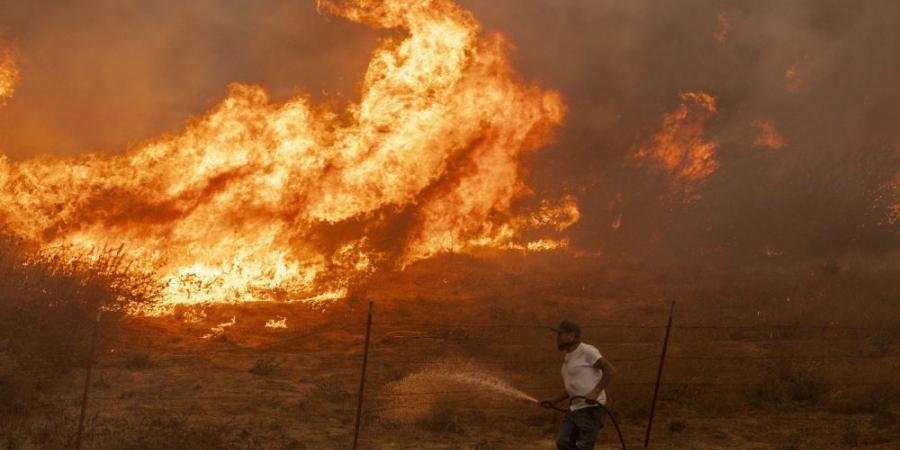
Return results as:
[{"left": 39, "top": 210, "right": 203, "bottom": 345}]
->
[
  {"left": 365, "top": 353, "right": 900, "bottom": 366},
  {"left": 365, "top": 402, "right": 890, "bottom": 423},
  {"left": 81, "top": 379, "right": 900, "bottom": 406},
  {"left": 369, "top": 380, "right": 900, "bottom": 397},
  {"left": 74, "top": 312, "right": 899, "bottom": 448},
  {"left": 371, "top": 321, "right": 900, "bottom": 332}
]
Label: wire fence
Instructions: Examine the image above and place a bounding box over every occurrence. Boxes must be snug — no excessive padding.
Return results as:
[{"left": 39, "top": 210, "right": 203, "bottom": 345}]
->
[
  {"left": 354, "top": 310, "right": 899, "bottom": 447},
  {"left": 71, "top": 306, "right": 900, "bottom": 449}
]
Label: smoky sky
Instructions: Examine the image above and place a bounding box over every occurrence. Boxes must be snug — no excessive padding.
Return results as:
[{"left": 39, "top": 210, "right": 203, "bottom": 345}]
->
[
  {"left": 0, "top": 0, "right": 898, "bottom": 264},
  {"left": 0, "top": 0, "right": 379, "bottom": 155}
]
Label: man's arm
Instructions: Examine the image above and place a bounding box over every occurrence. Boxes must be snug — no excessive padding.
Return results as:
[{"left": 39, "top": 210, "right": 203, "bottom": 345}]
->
[
  {"left": 551, "top": 390, "right": 570, "bottom": 403},
  {"left": 541, "top": 390, "right": 570, "bottom": 406},
  {"left": 587, "top": 356, "right": 615, "bottom": 400},
  {"left": 540, "top": 390, "right": 570, "bottom": 408}
]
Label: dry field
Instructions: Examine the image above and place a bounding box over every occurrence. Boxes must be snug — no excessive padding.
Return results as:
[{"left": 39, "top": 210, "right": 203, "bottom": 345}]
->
[{"left": 2, "top": 252, "right": 899, "bottom": 449}]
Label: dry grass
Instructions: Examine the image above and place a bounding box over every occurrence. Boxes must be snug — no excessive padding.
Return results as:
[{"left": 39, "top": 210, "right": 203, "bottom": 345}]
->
[
  {"left": 0, "top": 231, "right": 159, "bottom": 433},
  {"left": 249, "top": 356, "right": 283, "bottom": 376},
  {"left": 0, "top": 250, "right": 898, "bottom": 448},
  {"left": 0, "top": 234, "right": 158, "bottom": 371},
  {"left": 124, "top": 351, "right": 152, "bottom": 370}
]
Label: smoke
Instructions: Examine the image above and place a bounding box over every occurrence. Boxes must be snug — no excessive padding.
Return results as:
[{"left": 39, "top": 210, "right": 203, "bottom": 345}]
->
[
  {"left": 459, "top": 0, "right": 900, "bottom": 262},
  {"left": 0, "top": 0, "right": 898, "bottom": 266},
  {"left": 0, "top": 0, "right": 378, "bottom": 156}
]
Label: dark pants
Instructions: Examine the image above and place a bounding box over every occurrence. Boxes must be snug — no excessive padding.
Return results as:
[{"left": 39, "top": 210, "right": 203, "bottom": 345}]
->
[{"left": 556, "top": 406, "right": 605, "bottom": 450}]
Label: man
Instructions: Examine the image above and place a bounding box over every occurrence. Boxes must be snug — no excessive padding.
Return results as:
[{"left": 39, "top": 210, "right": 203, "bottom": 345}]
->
[{"left": 540, "top": 320, "right": 616, "bottom": 450}]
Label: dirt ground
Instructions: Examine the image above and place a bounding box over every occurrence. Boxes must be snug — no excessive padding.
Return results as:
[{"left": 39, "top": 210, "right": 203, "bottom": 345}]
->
[{"left": 3, "top": 254, "right": 899, "bottom": 449}]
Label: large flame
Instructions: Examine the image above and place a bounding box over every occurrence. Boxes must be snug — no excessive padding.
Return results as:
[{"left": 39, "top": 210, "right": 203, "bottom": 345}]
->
[
  {"left": 634, "top": 91, "right": 718, "bottom": 195},
  {"left": 0, "top": 0, "right": 575, "bottom": 312}
]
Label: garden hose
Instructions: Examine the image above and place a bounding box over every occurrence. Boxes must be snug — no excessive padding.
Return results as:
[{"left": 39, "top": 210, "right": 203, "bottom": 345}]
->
[{"left": 540, "top": 396, "right": 627, "bottom": 450}]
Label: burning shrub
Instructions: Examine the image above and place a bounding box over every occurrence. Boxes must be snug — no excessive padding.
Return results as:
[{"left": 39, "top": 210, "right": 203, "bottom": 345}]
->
[{"left": 0, "top": 231, "right": 159, "bottom": 402}]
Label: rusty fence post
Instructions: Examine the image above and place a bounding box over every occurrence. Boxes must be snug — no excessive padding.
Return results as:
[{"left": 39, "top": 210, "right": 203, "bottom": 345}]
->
[
  {"left": 352, "top": 301, "right": 373, "bottom": 450},
  {"left": 644, "top": 301, "right": 675, "bottom": 448},
  {"left": 76, "top": 309, "right": 102, "bottom": 450}
]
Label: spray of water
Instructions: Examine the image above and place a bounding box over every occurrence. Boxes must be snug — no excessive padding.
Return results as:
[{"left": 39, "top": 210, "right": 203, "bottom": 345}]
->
[{"left": 377, "top": 359, "right": 537, "bottom": 423}]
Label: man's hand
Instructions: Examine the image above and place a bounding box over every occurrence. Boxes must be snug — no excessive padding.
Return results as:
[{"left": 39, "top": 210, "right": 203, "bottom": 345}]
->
[{"left": 540, "top": 392, "right": 570, "bottom": 409}]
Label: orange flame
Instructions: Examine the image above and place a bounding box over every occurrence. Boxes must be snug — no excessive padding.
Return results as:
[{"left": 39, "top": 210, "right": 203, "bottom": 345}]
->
[
  {"left": 635, "top": 91, "right": 719, "bottom": 194},
  {"left": 753, "top": 119, "right": 786, "bottom": 150},
  {"left": 0, "top": 45, "right": 18, "bottom": 105},
  {"left": 713, "top": 13, "right": 730, "bottom": 44},
  {"left": 0, "top": 0, "right": 575, "bottom": 312},
  {"left": 610, "top": 213, "right": 622, "bottom": 232},
  {"left": 784, "top": 60, "right": 809, "bottom": 93}
]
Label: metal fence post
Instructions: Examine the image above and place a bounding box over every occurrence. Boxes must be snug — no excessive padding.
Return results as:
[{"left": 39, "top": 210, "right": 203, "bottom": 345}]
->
[
  {"left": 76, "top": 309, "right": 102, "bottom": 450},
  {"left": 644, "top": 301, "right": 675, "bottom": 448},
  {"left": 352, "top": 301, "right": 373, "bottom": 450}
]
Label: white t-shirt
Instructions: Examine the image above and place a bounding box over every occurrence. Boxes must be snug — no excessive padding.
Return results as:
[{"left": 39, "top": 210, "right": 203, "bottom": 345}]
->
[{"left": 561, "top": 342, "right": 607, "bottom": 410}]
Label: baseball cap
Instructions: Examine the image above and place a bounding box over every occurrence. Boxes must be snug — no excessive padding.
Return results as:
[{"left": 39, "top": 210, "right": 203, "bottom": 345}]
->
[{"left": 555, "top": 319, "right": 581, "bottom": 338}]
